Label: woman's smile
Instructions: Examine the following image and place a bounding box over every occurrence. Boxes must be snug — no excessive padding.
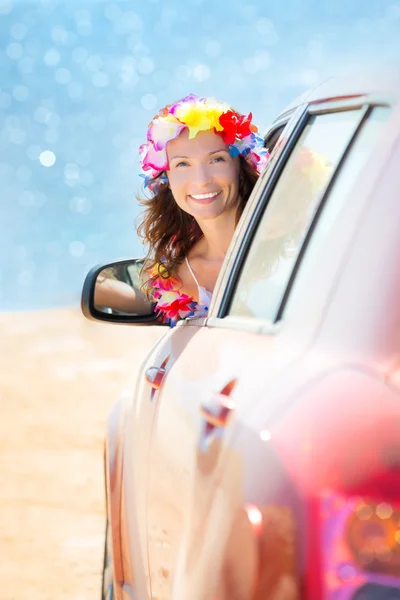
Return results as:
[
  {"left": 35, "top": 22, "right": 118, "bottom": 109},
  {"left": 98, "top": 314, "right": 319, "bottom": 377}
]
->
[{"left": 188, "top": 191, "right": 221, "bottom": 204}]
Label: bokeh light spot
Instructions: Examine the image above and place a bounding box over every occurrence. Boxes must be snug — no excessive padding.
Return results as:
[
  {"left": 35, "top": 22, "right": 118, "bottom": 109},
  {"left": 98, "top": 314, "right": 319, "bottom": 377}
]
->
[
  {"left": 193, "top": 64, "right": 210, "bottom": 81},
  {"left": 51, "top": 25, "right": 69, "bottom": 44},
  {"left": 55, "top": 67, "right": 71, "bottom": 84},
  {"left": 0, "top": 91, "right": 11, "bottom": 109},
  {"left": 69, "top": 196, "right": 92, "bottom": 214},
  {"left": 77, "top": 21, "right": 92, "bottom": 36},
  {"left": 243, "top": 52, "right": 271, "bottom": 74},
  {"left": 64, "top": 163, "right": 80, "bottom": 181},
  {"left": 13, "top": 85, "right": 29, "bottom": 102},
  {"left": 19, "top": 190, "right": 36, "bottom": 206},
  {"left": 0, "top": 0, "right": 13, "bottom": 16},
  {"left": 69, "top": 240, "right": 86, "bottom": 257},
  {"left": 44, "top": 129, "right": 58, "bottom": 144},
  {"left": 7, "top": 42, "right": 23, "bottom": 59},
  {"left": 18, "top": 270, "right": 34, "bottom": 286},
  {"left": 10, "top": 128, "right": 26, "bottom": 144},
  {"left": 204, "top": 40, "right": 220, "bottom": 57},
  {"left": 138, "top": 57, "right": 154, "bottom": 74},
  {"left": 89, "top": 115, "right": 106, "bottom": 132},
  {"left": 260, "top": 429, "right": 272, "bottom": 441},
  {"left": 123, "top": 11, "right": 143, "bottom": 31},
  {"left": 18, "top": 56, "right": 34, "bottom": 73},
  {"left": 16, "top": 166, "right": 32, "bottom": 182},
  {"left": 27, "top": 145, "right": 42, "bottom": 160},
  {"left": 133, "top": 43, "right": 149, "bottom": 57},
  {"left": 86, "top": 54, "right": 103, "bottom": 71},
  {"left": 175, "top": 64, "right": 191, "bottom": 81},
  {"left": 34, "top": 106, "right": 52, "bottom": 123},
  {"left": 376, "top": 502, "right": 394, "bottom": 519},
  {"left": 104, "top": 3, "right": 122, "bottom": 21},
  {"left": 256, "top": 18, "right": 279, "bottom": 45},
  {"left": 92, "top": 72, "right": 109, "bottom": 88},
  {"left": 75, "top": 149, "right": 92, "bottom": 166},
  {"left": 44, "top": 47, "right": 61, "bottom": 66},
  {"left": 39, "top": 150, "right": 56, "bottom": 167},
  {"left": 75, "top": 8, "right": 91, "bottom": 23},
  {"left": 385, "top": 3, "right": 400, "bottom": 20},
  {"left": 141, "top": 93, "right": 157, "bottom": 110},
  {"left": 46, "top": 112, "right": 61, "bottom": 128},
  {"left": 72, "top": 46, "right": 88, "bottom": 64},
  {"left": 68, "top": 82, "right": 84, "bottom": 98},
  {"left": 10, "top": 22, "right": 28, "bottom": 40},
  {"left": 80, "top": 170, "right": 94, "bottom": 186}
]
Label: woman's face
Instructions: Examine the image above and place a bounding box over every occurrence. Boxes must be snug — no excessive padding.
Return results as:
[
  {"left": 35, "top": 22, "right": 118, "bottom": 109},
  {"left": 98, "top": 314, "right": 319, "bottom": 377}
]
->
[{"left": 166, "top": 129, "right": 241, "bottom": 222}]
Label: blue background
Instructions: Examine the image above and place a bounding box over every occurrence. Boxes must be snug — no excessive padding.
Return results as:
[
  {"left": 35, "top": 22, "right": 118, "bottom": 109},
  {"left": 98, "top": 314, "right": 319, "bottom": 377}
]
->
[{"left": 1, "top": 0, "right": 400, "bottom": 310}]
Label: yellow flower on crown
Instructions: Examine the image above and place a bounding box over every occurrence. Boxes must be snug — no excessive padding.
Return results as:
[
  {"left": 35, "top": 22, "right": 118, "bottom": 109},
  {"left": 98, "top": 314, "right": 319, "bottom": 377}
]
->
[{"left": 174, "top": 98, "right": 228, "bottom": 138}]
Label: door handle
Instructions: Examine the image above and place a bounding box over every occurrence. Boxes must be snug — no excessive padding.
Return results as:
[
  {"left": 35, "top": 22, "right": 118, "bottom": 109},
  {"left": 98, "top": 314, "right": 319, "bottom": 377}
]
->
[
  {"left": 200, "top": 378, "right": 238, "bottom": 428},
  {"left": 145, "top": 354, "right": 170, "bottom": 390},
  {"left": 145, "top": 366, "right": 166, "bottom": 390},
  {"left": 200, "top": 394, "right": 235, "bottom": 428}
]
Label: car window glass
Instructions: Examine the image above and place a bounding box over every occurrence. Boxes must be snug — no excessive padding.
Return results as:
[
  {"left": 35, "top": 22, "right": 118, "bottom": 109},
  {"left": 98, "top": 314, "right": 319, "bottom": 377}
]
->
[
  {"left": 228, "top": 109, "right": 363, "bottom": 321},
  {"left": 313, "top": 106, "right": 390, "bottom": 238}
]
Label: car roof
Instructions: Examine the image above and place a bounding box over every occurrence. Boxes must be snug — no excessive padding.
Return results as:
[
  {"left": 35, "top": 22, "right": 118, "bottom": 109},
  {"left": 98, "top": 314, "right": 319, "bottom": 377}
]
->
[{"left": 274, "top": 69, "right": 400, "bottom": 124}]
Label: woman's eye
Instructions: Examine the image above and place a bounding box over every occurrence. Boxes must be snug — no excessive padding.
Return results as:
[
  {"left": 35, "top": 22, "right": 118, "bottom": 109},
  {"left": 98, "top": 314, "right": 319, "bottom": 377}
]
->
[
  {"left": 176, "top": 161, "right": 189, "bottom": 167},
  {"left": 212, "top": 156, "right": 225, "bottom": 163}
]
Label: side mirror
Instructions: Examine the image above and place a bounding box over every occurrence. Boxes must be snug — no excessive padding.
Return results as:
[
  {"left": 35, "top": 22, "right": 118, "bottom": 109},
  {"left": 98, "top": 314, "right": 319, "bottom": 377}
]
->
[{"left": 81, "top": 258, "right": 161, "bottom": 324}]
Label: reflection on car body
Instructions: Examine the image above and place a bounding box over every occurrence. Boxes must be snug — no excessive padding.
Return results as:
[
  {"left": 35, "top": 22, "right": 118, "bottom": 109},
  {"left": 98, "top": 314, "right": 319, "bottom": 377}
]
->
[{"left": 82, "top": 71, "right": 400, "bottom": 600}]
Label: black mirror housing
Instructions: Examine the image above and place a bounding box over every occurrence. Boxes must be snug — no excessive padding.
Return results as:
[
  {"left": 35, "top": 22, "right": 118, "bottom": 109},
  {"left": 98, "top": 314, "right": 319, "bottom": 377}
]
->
[{"left": 81, "top": 258, "right": 163, "bottom": 325}]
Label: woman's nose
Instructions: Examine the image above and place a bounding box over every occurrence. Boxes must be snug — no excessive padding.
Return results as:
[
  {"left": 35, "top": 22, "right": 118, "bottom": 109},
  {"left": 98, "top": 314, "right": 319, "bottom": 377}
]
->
[{"left": 193, "top": 164, "right": 212, "bottom": 185}]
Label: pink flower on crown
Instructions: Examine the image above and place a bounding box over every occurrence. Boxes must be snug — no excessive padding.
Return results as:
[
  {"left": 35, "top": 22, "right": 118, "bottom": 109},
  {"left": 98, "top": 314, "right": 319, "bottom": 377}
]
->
[
  {"left": 141, "top": 143, "right": 169, "bottom": 172},
  {"left": 147, "top": 115, "right": 186, "bottom": 151}
]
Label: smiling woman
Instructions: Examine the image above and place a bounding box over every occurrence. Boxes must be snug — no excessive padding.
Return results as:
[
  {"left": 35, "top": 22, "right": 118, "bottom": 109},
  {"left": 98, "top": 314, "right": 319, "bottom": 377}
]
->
[{"left": 136, "top": 94, "right": 269, "bottom": 326}]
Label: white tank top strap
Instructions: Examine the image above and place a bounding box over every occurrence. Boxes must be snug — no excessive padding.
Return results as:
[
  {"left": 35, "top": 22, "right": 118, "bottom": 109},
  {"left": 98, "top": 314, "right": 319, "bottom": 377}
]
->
[
  {"left": 185, "top": 256, "right": 212, "bottom": 311},
  {"left": 185, "top": 256, "right": 200, "bottom": 288}
]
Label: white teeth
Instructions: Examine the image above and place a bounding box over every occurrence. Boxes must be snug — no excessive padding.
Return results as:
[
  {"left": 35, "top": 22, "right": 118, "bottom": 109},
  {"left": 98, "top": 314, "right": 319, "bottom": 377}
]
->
[{"left": 190, "top": 192, "right": 219, "bottom": 200}]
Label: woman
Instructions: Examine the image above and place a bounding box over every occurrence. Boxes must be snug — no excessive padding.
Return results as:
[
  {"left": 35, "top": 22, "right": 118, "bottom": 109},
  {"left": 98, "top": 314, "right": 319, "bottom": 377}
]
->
[
  {"left": 137, "top": 93, "right": 269, "bottom": 326},
  {"left": 95, "top": 94, "right": 268, "bottom": 322}
]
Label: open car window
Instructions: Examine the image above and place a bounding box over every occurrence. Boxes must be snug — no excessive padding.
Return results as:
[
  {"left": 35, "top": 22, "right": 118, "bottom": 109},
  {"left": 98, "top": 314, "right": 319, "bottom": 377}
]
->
[
  {"left": 227, "top": 108, "right": 365, "bottom": 322},
  {"left": 264, "top": 124, "right": 286, "bottom": 154}
]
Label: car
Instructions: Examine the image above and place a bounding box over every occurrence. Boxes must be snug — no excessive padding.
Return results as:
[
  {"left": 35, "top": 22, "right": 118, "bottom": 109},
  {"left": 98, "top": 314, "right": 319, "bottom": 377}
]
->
[{"left": 81, "top": 71, "right": 400, "bottom": 600}]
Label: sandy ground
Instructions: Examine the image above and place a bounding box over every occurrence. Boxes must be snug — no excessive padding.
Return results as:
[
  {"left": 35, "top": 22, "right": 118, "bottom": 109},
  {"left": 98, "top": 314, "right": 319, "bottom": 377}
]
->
[{"left": 0, "top": 307, "right": 164, "bottom": 600}]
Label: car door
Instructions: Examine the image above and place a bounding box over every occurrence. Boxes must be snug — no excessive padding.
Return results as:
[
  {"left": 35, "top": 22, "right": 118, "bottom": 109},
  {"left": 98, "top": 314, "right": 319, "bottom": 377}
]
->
[
  {"left": 141, "top": 114, "right": 295, "bottom": 600},
  {"left": 145, "top": 97, "right": 390, "bottom": 600},
  {"left": 168, "top": 100, "right": 393, "bottom": 600}
]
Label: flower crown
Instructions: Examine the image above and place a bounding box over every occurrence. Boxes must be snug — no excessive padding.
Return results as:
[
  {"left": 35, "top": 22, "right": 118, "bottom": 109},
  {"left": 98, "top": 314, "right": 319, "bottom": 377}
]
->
[{"left": 139, "top": 94, "right": 269, "bottom": 192}]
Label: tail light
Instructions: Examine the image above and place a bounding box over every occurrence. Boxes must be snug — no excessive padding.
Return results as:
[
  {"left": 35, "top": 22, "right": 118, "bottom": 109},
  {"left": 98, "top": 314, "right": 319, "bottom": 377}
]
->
[{"left": 248, "top": 371, "right": 400, "bottom": 600}]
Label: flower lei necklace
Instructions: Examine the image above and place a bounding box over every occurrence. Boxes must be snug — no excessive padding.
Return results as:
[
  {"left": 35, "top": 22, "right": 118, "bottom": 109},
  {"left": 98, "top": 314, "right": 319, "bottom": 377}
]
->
[
  {"left": 147, "top": 263, "right": 201, "bottom": 327},
  {"left": 139, "top": 93, "right": 269, "bottom": 192}
]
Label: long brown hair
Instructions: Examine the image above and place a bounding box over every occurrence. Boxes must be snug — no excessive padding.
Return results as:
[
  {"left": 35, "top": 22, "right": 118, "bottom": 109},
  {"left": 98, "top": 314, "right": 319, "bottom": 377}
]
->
[{"left": 137, "top": 155, "right": 259, "bottom": 288}]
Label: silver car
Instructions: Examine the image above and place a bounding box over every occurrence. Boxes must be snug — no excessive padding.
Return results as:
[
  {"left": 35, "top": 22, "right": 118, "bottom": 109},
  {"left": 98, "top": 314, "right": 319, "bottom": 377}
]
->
[{"left": 82, "top": 71, "right": 400, "bottom": 600}]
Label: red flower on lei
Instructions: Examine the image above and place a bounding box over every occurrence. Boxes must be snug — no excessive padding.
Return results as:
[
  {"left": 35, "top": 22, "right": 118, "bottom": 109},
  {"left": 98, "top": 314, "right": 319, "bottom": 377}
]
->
[
  {"left": 154, "top": 290, "right": 196, "bottom": 327},
  {"left": 217, "top": 111, "right": 258, "bottom": 146}
]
